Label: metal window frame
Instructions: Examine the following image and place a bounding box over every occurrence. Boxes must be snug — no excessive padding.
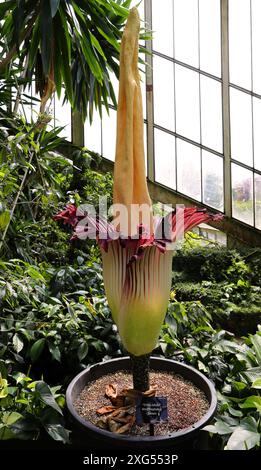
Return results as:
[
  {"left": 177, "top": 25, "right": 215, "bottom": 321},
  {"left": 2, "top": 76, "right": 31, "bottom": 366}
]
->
[
  {"left": 227, "top": 0, "right": 260, "bottom": 229},
  {"left": 71, "top": 0, "right": 261, "bottom": 245},
  {"left": 148, "top": 0, "right": 224, "bottom": 211}
]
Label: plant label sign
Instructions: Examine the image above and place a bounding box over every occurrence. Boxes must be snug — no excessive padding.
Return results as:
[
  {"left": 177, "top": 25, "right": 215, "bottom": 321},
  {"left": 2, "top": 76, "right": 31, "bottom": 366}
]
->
[{"left": 136, "top": 396, "right": 168, "bottom": 425}]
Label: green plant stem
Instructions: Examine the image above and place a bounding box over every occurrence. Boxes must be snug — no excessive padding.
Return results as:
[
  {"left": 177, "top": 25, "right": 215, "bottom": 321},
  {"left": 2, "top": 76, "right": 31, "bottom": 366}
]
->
[
  {"left": 0, "top": 152, "right": 34, "bottom": 253},
  {"left": 130, "top": 353, "right": 150, "bottom": 392}
]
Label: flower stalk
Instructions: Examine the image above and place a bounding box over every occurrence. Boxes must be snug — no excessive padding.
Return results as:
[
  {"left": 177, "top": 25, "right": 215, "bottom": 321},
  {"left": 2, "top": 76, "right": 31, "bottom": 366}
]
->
[{"left": 130, "top": 354, "right": 150, "bottom": 392}]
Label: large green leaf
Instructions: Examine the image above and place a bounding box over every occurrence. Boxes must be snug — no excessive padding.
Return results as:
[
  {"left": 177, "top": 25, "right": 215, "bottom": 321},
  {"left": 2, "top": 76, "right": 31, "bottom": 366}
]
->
[
  {"left": 44, "top": 423, "right": 70, "bottom": 443},
  {"left": 252, "top": 378, "right": 261, "bottom": 389},
  {"left": 40, "top": 408, "right": 70, "bottom": 443},
  {"left": 48, "top": 342, "right": 61, "bottom": 362},
  {"left": 12, "top": 0, "right": 25, "bottom": 49},
  {"left": 203, "top": 420, "right": 234, "bottom": 435},
  {"left": 0, "top": 210, "right": 10, "bottom": 230},
  {"left": 226, "top": 428, "right": 260, "bottom": 450},
  {"left": 41, "top": 0, "right": 53, "bottom": 75},
  {"left": 58, "top": 8, "right": 71, "bottom": 63},
  {"left": 0, "top": 0, "right": 137, "bottom": 118},
  {"left": 8, "top": 418, "right": 38, "bottom": 440},
  {"left": 80, "top": 34, "right": 103, "bottom": 82},
  {"left": 2, "top": 411, "right": 22, "bottom": 426},
  {"left": 26, "top": 266, "right": 46, "bottom": 282},
  {"left": 28, "top": 16, "right": 40, "bottom": 69},
  {"left": 242, "top": 366, "right": 261, "bottom": 383},
  {"left": 35, "top": 381, "right": 63, "bottom": 415},
  {"left": 12, "top": 333, "right": 23, "bottom": 353},
  {"left": 239, "top": 395, "right": 261, "bottom": 412},
  {"left": 0, "top": 426, "right": 16, "bottom": 440},
  {"left": 89, "top": 31, "right": 107, "bottom": 60},
  {"left": 0, "top": 1, "right": 15, "bottom": 17},
  {"left": 77, "top": 341, "right": 89, "bottom": 361},
  {"left": 251, "top": 334, "right": 261, "bottom": 365},
  {"left": 30, "top": 338, "right": 45, "bottom": 362}
]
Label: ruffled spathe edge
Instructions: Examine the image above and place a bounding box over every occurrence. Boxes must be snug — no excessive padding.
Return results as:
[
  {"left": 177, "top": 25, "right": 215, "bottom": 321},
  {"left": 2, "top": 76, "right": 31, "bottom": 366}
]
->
[{"left": 53, "top": 204, "right": 223, "bottom": 264}]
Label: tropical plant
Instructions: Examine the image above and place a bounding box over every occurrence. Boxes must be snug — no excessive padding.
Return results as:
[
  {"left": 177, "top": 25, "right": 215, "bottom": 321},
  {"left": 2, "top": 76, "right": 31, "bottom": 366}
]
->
[
  {"left": 158, "top": 302, "right": 261, "bottom": 450},
  {"left": 0, "top": 258, "right": 121, "bottom": 378},
  {"left": 54, "top": 8, "right": 223, "bottom": 396},
  {"left": 203, "top": 329, "right": 261, "bottom": 450},
  {"left": 0, "top": 207, "right": 260, "bottom": 448},
  {"left": 0, "top": 361, "right": 70, "bottom": 443},
  {"left": 0, "top": 0, "right": 142, "bottom": 119},
  {"left": 0, "top": 112, "right": 82, "bottom": 258}
]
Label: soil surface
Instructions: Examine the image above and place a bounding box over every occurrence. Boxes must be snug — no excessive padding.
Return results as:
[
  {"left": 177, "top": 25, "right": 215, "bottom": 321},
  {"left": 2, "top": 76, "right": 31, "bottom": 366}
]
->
[{"left": 73, "top": 370, "right": 209, "bottom": 436}]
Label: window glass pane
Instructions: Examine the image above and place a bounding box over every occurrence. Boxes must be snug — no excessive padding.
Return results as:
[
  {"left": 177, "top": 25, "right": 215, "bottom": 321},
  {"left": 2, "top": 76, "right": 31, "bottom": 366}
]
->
[
  {"left": 108, "top": 70, "right": 119, "bottom": 107},
  {"left": 138, "top": 1, "right": 144, "bottom": 20},
  {"left": 140, "top": 61, "right": 146, "bottom": 120},
  {"left": 174, "top": 0, "right": 199, "bottom": 67},
  {"left": 138, "top": 0, "right": 145, "bottom": 44},
  {"left": 229, "top": 0, "right": 251, "bottom": 90},
  {"left": 199, "top": 0, "right": 221, "bottom": 77},
  {"left": 201, "top": 76, "right": 223, "bottom": 152},
  {"left": 175, "top": 65, "right": 200, "bottom": 142},
  {"left": 152, "top": 0, "right": 174, "bottom": 57},
  {"left": 253, "top": 97, "right": 261, "bottom": 171},
  {"left": 84, "top": 109, "right": 102, "bottom": 154},
  {"left": 102, "top": 108, "right": 117, "bottom": 161},
  {"left": 177, "top": 139, "right": 201, "bottom": 200},
  {"left": 153, "top": 55, "right": 175, "bottom": 131},
  {"left": 54, "top": 90, "right": 71, "bottom": 140},
  {"left": 230, "top": 88, "right": 253, "bottom": 165},
  {"left": 255, "top": 173, "right": 261, "bottom": 229},
  {"left": 202, "top": 151, "right": 224, "bottom": 211},
  {"left": 101, "top": 111, "right": 147, "bottom": 165},
  {"left": 154, "top": 128, "right": 176, "bottom": 189},
  {"left": 109, "top": 66, "right": 146, "bottom": 120},
  {"left": 144, "top": 123, "right": 147, "bottom": 176},
  {"left": 251, "top": 0, "right": 261, "bottom": 95},
  {"left": 232, "top": 163, "right": 253, "bottom": 225}
]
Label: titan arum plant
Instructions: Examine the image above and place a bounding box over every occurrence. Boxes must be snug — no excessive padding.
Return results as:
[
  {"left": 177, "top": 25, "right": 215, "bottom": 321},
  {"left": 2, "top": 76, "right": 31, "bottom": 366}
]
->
[{"left": 54, "top": 8, "right": 222, "bottom": 392}]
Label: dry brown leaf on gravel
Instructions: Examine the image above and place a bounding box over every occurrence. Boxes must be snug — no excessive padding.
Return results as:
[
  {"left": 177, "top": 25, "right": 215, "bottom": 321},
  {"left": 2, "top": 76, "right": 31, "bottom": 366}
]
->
[
  {"left": 105, "top": 384, "right": 117, "bottom": 400},
  {"left": 96, "top": 405, "right": 117, "bottom": 415},
  {"left": 115, "top": 416, "right": 136, "bottom": 434},
  {"left": 108, "top": 419, "right": 120, "bottom": 433}
]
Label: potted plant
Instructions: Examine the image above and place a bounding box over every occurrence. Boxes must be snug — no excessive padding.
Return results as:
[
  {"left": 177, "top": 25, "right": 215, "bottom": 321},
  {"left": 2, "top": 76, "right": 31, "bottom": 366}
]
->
[{"left": 55, "top": 8, "right": 221, "bottom": 450}]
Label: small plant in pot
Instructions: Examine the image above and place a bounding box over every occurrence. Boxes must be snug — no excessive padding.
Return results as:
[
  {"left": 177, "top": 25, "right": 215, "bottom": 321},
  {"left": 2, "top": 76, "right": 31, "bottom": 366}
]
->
[{"left": 54, "top": 8, "right": 221, "bottom": 449}]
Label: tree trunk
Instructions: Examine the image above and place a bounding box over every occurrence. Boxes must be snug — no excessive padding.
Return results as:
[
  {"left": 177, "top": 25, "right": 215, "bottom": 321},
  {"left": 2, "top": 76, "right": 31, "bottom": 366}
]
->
[{"left": 130, "top": 354, "right": 150, "bottom": 392}]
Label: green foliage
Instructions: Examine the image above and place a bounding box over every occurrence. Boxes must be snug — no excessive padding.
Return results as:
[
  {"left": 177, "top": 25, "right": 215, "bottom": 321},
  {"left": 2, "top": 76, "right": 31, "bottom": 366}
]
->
[
  {"left": 159, "top": 302, "right": 261, "bottom": 450},
  {"left": 0, "top": 364, "right": 70, "bottom": 443},
  {"left": 0, "top": 259, "right": 121, "bottom": 379},
  {"left": 0, "top": 0, "right": 145, "bottom": 121},
  {"left": 202, "top": 329, "right": 261, "bottom": 450},
  {"left": 172, "top": 247, "right": 261, "bottom": 336},
  {"left": 0, "top": 114, "right": 116, "bottom": 430},
  {"left": 157, "top": 247, "right": 261, "bottom": 450},
  {"left": 172, "top": 247, "right": 244, "bottom": 283},
  {"left": 0, "top": 113, "right": 74, "bottom": 258},
  {"left": 0, "top": 69, "right": 260, "bottom": 451},
  {"left": 0, "top": 255, "right": 121, "bottom": 444}
]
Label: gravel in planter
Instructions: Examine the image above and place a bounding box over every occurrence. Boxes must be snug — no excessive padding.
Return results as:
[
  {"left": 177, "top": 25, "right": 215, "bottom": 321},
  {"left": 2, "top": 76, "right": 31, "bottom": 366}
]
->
[{"left": 73, "top": 370, "right": 209, "bottom": 436}]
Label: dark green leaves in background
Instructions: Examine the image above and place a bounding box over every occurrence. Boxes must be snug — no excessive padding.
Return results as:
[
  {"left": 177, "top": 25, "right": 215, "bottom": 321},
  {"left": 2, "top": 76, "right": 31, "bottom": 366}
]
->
[{"left": 0, "top": 0, "right": 139, "bottom": 121}]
